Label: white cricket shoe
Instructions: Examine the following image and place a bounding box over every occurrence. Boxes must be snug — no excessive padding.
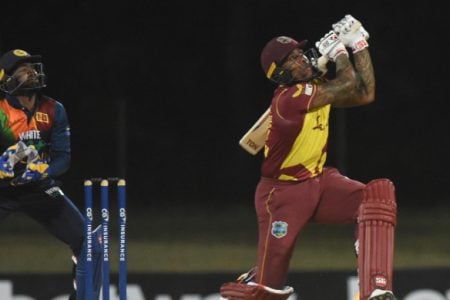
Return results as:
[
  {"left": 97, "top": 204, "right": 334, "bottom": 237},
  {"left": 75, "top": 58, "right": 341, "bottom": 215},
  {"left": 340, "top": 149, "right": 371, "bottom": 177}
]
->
[{"left": 369, "top": 289, "right": 395, "bottom": 300}]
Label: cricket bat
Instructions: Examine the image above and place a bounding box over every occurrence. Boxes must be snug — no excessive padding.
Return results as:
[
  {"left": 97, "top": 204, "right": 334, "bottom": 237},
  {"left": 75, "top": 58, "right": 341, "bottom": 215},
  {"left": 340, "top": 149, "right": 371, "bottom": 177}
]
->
[{"left": 239, "top": 107, "right": 271, "bottom": 155}]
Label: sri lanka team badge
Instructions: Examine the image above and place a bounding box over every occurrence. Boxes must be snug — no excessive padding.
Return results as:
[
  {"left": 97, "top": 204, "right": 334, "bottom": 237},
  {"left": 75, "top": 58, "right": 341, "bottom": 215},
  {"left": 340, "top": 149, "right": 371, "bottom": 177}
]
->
[{"left": 271, "top": 221, "right": 288, "bottom": 238}]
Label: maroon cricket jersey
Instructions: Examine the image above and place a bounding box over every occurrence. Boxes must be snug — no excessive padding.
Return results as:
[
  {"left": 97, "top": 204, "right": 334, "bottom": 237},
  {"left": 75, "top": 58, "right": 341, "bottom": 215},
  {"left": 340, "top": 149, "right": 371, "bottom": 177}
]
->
[{"left": 261, "top": 80, "right": 330, "bottom": 181}]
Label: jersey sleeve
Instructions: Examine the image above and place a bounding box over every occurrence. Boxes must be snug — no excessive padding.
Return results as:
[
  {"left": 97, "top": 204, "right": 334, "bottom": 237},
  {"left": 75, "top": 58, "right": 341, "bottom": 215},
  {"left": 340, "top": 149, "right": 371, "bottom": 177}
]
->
[
  {"left": 48, "top": 102, "right": 71, "bottom": 176},
  {"left": 275, "top": 83, "right": 317, "bottom": 120}
]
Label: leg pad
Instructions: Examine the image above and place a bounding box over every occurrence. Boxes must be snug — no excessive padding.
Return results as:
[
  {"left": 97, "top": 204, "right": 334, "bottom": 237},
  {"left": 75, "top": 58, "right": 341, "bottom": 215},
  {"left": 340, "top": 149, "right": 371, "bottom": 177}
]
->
[{"left": 358, "top": 179, "right": 397, "bottom": 300}]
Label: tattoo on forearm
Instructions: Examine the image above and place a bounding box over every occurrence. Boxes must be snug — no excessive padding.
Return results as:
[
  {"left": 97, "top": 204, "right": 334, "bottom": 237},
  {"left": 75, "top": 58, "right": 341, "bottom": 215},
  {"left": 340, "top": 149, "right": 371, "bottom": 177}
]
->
[
  {"left": 313, "top": 51, "right": 375, "bottom": 108},
  {"left": 354, "top": 50, "right": 375, "bottom": 96},
  {"left": 323, "top": 56, "right": 357, "bottom": 101}
]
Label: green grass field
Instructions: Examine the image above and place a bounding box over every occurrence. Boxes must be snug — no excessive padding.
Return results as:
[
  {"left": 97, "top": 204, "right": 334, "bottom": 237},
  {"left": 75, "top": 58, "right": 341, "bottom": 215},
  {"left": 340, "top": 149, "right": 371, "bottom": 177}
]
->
[{"left": 1, "top": 204, "right": 449, "bottom": 274}]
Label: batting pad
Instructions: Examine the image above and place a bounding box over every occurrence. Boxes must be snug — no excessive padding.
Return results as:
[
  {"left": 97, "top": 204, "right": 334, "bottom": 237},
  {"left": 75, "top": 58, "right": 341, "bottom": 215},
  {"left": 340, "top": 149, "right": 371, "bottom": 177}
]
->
[{"left": 357, "top": 179, "right": 397, "bottom": 300}]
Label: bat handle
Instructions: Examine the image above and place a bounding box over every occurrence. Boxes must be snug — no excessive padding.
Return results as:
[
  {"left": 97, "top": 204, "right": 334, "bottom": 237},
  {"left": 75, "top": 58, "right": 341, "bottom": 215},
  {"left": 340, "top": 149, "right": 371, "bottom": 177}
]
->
[{"left": 317, "top": 56, "right": 328, "bottom": 75}]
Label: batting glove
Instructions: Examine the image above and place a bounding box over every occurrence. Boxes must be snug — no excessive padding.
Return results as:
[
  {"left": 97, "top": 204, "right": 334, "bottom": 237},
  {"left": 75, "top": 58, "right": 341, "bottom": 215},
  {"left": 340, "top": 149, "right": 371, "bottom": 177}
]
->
[
  {"left": 332, "top": 14, "right": 369, "bottom": 53},
  {"left": 315, "top": 31, "right": 348, "bottom": 62},
  {"left": 0, "top": 141, "right": 29, "bottom": 179}
]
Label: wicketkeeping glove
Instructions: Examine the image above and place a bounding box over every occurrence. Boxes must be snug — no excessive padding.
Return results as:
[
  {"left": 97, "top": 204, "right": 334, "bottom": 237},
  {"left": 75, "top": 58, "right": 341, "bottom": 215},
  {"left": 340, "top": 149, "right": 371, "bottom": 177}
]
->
[
  {"left": 10, "top": 146, "right": 51, "bottom": 186},
  {"left": 315, "top": 31, "right": 348, "bottom": 62},
  {"left": 0, "top": 141, "right": 29, "bottom": 179},
  {"left": 332, "top": 14, "right": 369, "bottom": 53}
]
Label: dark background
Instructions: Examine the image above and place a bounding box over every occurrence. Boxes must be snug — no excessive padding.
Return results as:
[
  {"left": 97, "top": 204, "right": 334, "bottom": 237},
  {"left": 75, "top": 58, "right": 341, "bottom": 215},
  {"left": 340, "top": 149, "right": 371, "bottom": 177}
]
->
[{"left": 1, "top": 0, "right": 448, "bottom": 213}]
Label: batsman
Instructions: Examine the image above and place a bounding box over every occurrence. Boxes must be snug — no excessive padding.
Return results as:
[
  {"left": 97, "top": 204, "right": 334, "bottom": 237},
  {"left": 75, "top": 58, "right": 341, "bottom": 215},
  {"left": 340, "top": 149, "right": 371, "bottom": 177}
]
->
[
  {"left": 221, "top": 15, "right": 397, "bottom": 300},
  {"left": 0, "top": 49, "right": 102, "bottom": 299}
]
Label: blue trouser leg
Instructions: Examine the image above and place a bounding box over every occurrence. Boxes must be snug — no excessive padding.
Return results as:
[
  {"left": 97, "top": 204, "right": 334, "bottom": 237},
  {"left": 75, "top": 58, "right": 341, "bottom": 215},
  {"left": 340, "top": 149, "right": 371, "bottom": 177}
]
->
[{"left": 21, "top": 191, "right": 86, "bottom": 299}]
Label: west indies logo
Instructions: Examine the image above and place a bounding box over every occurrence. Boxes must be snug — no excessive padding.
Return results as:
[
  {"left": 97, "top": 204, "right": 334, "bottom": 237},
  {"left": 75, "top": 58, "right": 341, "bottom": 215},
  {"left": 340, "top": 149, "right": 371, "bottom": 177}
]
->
[{"left": 271, "top": 221, "right": 288, "bottom": 238}]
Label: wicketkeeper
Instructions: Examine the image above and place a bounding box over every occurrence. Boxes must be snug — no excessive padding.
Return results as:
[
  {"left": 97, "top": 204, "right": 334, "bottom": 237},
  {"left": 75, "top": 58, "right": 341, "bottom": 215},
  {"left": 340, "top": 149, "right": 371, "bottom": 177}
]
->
[
  {"left": 0, "top": 49, "right": 102, "bottom": 299},
  {"left": 220, "top": 15, "right": 397, "bottom": 300}
]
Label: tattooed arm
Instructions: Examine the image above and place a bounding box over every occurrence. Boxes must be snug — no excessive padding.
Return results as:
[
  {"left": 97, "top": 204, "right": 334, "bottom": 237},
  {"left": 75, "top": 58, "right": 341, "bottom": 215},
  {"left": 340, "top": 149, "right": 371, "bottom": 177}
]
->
[
  {"left": 309, "top": 48, "right": 375, "bottom": 109},
  {"left": 352, "top": 49, "right": 375, "bottom": 103}
]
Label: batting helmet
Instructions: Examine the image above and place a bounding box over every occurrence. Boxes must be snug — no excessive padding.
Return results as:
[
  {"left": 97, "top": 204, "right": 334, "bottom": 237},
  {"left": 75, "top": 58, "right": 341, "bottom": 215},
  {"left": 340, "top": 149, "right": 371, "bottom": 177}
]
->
[{"left": 260, "top": 36, "right": 307, "bottom": 84}]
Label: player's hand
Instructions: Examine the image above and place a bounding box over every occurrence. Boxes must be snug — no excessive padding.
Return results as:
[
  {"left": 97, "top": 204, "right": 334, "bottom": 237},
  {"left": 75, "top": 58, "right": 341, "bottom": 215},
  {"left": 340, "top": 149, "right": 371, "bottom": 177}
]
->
[
  {"left": 0, "top": 141, "right": 29, "bottom": 179},
  {"left": 11, "top": 159, "right": 51, "bottom": 185},
  {"left": 11, "top": 147, "right": 49, "bottom": 185},
  {"left": 332, "top": 14, "right": 369, "bottom": 53},
  {"left": 315, "top": 31, "right": 348, "bottom": 62}
]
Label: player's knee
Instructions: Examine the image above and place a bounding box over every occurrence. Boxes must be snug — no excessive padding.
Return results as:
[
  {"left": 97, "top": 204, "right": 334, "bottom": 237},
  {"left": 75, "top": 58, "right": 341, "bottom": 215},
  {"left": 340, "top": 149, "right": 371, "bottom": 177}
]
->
[
  {"left": 360, "top": 178, "right": 397, "bottom": 225},
  {"left": 366, "top": 178, "right": 395, "bottom": 193}
]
